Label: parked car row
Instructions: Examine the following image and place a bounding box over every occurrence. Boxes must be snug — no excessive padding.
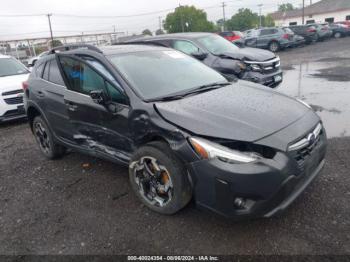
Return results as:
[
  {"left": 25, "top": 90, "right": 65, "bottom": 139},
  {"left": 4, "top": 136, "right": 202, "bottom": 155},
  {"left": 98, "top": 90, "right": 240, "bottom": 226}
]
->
[
  {"left": 127, "top": 33, "right": 283, "bottom": 88},
  {"left": 232, "top": 22, "right": 350, "bottom": 52}
]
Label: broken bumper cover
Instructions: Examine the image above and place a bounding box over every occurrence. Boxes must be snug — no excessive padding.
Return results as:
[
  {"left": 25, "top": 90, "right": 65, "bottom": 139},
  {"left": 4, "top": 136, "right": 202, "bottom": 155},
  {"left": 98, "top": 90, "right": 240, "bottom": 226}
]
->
[
  {"left": 242, "top": 69, "right": 283, "bottom": 88},
  {"left": 188, "top": 133, "right": 327, "bottom": 219}
]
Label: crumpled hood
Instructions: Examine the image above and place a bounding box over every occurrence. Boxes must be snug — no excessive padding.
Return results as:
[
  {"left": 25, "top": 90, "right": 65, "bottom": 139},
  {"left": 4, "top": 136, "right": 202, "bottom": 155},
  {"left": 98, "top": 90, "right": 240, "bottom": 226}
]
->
[
  {"left": 155, "top": 81, "right": 311, "bottom": 142},
  {"left": 0, "top": 74, "right": 29, "bottom": 93},
  {"left": 221, "top": 47, "right": 276, "bottom": 62}
]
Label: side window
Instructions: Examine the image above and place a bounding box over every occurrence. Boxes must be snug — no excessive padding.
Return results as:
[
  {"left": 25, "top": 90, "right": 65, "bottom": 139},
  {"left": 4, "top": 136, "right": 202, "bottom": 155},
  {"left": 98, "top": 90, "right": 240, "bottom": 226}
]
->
[
  {"left": 48, "top": 59, "right": 65, "bottom": 85},
  {"left": 105, "top": 81, "right": 127, "bottom": 104},
  {"left": 59, "top": 56, "right": 127, "bottom": 104},
  {"left": 79, "top": 56, "right": 127, "bottom": 104},
  {"left": 259, "top": 30, "right": 270, "bottom": 36},
  {"left": 43, "top": 61, "right": 50, "bottom": 81},
  {"left": 35, "top": 62, "right": 45, "bottom": 77},
  {"left": 80, "top": 56, "right": 114, "bottom": 81},
  {"left": 172, "top": 40, "right": 199, "bottom": 55},
  {"left": 59, "top": 56, "right": 105, "bottom": 95}
]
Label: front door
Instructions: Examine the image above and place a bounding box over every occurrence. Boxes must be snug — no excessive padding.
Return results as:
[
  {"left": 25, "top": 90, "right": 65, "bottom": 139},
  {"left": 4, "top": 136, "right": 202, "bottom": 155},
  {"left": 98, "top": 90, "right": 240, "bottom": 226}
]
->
[{"left": 57, "top": 54, "right": 132, "bottom": 162}]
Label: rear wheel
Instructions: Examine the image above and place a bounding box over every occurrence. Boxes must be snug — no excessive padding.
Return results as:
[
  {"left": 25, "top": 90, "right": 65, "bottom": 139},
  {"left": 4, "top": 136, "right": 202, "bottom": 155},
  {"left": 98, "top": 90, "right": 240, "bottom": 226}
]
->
[
  {"left": 129, "top": 142, "right": 192, "bottom": 215},
  {"left": 33, "top": 116, "right": 66, "bottom": 159},
  {"left": 268, "top": 41, "right": 280, "bottom": 52},
  {"left": 334, "top": 32, "right": 342, "bottom": 39}
]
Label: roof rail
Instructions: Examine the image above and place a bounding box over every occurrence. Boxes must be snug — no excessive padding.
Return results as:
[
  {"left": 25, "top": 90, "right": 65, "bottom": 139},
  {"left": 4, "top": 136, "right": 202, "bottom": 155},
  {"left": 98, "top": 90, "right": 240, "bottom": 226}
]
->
[
  {"left": 113, "top": 41, "right": 168, "bottom": 47},
  {"left": 49, "top": 44, "right": 103, "bottom": 54}
]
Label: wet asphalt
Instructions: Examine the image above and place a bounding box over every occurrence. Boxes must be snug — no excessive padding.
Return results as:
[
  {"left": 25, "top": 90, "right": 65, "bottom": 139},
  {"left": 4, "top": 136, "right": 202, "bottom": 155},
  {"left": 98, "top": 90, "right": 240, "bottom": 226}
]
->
[{"left": 0, "top": 37, "right": 350, "bottom": 256}]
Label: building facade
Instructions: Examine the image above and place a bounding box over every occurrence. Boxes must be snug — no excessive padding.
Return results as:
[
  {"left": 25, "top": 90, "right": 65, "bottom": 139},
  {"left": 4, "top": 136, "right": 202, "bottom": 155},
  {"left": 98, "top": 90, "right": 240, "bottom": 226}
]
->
[{"left": 271, "top": 0, "right": 350, "bottom": 26}]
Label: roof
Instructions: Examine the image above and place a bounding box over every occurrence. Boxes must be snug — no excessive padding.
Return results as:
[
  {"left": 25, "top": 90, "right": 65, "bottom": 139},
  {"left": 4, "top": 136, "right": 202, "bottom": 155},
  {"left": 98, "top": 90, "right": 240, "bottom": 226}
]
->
[
  {"left": 125, "top": 32, "right": 213, "bottom": 42},
  {"left": 100, "top": 44, "right": 171, "bottom": 55},
  {"left": 271, "top": 0, "right": 350, "bottom": 20}
]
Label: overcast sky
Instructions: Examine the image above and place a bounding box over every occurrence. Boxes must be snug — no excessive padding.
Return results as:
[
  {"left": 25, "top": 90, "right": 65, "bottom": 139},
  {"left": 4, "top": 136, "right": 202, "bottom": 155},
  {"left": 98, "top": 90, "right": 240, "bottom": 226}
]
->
[{"left": 0, "top": 0, "right": 319, "bottom": 41}]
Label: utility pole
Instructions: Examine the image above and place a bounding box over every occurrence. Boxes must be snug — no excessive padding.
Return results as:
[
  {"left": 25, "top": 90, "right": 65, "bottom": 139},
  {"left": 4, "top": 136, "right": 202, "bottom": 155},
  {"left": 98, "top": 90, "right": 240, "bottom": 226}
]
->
[
  {"left": 222, "top": 2, "right": 226, "bottom": 32},
  {"left": 47, "top": 14, "right": 54, "bottom": 47},
  {"left": 302, "top": 0, "right": 305, "bottom": 24},
  {"left": 258, "top": 4, "right": 263, "bottom": 28},
  {"left": 158, "top": 16, "right": 162, "bottom": 31},
  {"left": 179, "top": 4, "right": 185, "bottom": 32}
]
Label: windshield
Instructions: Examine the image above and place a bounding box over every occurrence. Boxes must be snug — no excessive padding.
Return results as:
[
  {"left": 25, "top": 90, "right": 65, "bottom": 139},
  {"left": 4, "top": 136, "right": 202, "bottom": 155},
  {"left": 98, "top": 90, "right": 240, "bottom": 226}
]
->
[
  {"left": 109, "top": 50, "right": 227, "bottom": 100},
  {"left": 197, "top": 34, "right": 239, "bottom": 55},
  {"left": 0, "top": 58, "right": 28, "bottom": 77}
]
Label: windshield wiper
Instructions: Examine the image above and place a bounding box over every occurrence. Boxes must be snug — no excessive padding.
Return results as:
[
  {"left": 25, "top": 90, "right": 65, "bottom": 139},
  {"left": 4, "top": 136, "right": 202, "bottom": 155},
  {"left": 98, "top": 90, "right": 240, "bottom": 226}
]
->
[{"left": 152, "top": 82, "right": 231, "bottom": 102}]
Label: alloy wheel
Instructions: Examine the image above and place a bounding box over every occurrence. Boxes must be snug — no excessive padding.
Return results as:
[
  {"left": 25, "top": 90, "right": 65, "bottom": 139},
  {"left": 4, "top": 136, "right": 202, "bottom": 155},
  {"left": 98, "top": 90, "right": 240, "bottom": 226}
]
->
[
  {"left": 270, "top": 42, "right": 279, "bottom": 52},
  {"left": 34, "top": 122, "right": 51, "bottom": 154},
  {"left": 130, "top": 156, "right": 173, "bottom": 208}
]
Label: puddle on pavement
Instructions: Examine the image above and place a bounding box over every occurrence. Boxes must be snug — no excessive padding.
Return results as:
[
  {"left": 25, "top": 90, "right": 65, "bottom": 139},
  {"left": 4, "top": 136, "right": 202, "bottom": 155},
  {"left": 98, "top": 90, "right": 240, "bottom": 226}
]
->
[{"left": 277, "top": 59, "right": 350, "bottom": 138}]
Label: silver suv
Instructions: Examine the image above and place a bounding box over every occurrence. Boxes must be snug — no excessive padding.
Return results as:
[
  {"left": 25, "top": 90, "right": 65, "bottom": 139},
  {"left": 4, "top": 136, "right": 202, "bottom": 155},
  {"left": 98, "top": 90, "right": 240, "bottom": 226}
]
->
[{"left": 244, "top": 27, "right": 294, "bottom": 52}]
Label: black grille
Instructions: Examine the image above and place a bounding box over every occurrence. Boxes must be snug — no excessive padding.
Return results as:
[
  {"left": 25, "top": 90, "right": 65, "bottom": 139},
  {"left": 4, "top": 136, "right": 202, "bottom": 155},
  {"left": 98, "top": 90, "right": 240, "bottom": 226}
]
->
[
  {"left": 292, "top": 132, "right": 323, "bottom": 174},
  {"left": 2, "top": 89, "right": 23, "bottom": 96},
  {"left": 261, "top": 62, "right": 280, "bottom": 74},
  {"left": 4, "top": 96, "right": 23, "bottom": 105}
]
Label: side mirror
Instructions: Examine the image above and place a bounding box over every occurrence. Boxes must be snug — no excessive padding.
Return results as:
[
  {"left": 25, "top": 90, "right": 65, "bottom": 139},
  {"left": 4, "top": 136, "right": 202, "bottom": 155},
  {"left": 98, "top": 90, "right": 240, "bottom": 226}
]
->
[
  {"left": 191, "top": 51, "right": 208, "bottom": 60},
  {"left": 90, "top": 90, "right": 106, "bottom": 104}
]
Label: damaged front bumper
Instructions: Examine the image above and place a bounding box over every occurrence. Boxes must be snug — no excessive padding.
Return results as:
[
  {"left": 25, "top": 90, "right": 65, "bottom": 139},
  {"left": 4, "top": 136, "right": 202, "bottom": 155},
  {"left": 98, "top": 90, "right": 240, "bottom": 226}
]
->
[
  {"left": 186, "top": 131, "right": 327, "bottom": 219},
  {"left": 241, "top": 69, "right": 283, "bottom": 88}
]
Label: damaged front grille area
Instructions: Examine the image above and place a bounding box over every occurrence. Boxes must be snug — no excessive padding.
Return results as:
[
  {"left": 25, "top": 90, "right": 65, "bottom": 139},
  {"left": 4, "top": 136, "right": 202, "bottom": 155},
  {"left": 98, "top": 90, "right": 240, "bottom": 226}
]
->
[
  {"left": 288, "top": 123, "right": 323, "bottom": 174},
  {"left": 244, "top": 57, "right": 281, "bottom": 74}
]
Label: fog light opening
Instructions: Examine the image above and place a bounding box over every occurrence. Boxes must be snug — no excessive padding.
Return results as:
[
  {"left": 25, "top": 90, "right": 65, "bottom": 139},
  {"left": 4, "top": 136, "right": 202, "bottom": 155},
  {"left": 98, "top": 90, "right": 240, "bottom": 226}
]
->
[{"left": 234, "top": 197, "right": 246, "bottom": 209}]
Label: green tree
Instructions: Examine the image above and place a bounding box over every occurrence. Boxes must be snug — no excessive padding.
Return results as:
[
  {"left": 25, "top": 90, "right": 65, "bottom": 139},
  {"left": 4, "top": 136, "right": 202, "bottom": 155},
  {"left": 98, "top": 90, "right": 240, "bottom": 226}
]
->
[
  {"left": 142, "top": 29, "right": 152, "bottom": 36},
  {"left": 278, "top": 3, "right": 294, "bottom": 12},
  {"left": 225, "top": 8, "right": 259, "bottom": 32},
  {"left": 261, "top": 14, "right": 275, "bottom": 27},
  {"left": 48, "top": 39, "right": 63, "bottom": 48},
  {"left": 164, "top": 5, "right": 215, "bottom": 33},
  {"left": 155, "top": 29, "right": 165, "bottom": 35}
]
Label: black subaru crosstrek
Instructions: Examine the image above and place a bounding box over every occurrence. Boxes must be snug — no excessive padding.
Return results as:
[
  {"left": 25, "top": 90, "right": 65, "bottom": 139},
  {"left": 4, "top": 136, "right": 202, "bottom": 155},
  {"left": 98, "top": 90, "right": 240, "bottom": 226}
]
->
[
  {"left": 24, "top": 44, "right": 327, "bottom": 219},
  {"left": 127, "top": 33, "right": 283, "bottom": 88}
]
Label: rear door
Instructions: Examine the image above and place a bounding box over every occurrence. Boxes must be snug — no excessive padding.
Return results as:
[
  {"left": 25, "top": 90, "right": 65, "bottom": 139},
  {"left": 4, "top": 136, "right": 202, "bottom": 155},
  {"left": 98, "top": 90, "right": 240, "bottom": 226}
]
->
[
  {"left": 57, "top": 54, "right": 132, "bottom": 162},
  {"left": 38, "top": 57, "right": 75, "bottom": 142},
  {"left": 257, "top": 29, "right": 271, "bottom": 48}
]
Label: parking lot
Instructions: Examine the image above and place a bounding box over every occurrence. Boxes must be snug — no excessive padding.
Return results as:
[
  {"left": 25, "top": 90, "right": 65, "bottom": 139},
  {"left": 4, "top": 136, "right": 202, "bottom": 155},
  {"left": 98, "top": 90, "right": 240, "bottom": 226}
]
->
[{"left": 0, "top": 37, "right": 350, "bottom": 255}]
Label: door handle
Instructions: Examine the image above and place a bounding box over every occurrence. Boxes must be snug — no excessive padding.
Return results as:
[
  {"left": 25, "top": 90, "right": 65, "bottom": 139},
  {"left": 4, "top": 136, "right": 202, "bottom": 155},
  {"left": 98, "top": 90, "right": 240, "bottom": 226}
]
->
[
  {"left": 65, "top": 101, "right": 78, "bottom": 112},
  {"left": 37, "top": 91, "right": 45, "bottom": 98}
]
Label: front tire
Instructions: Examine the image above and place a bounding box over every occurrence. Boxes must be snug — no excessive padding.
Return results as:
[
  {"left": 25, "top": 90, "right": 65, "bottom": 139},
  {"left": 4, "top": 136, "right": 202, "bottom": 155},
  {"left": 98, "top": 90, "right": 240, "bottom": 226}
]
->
[
  {"left": 129, "top": 142, "right": 192, "bottom": 215},
  {"left": 268, "top": 41, "right": 280, "bottom": 52},
  {"left": 33, "top": 116, "right": 66, "bottom": 159}
]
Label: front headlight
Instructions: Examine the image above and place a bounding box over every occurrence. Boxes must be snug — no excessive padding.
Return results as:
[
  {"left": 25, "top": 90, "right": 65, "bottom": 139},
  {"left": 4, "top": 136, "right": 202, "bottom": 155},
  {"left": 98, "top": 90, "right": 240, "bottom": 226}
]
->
[
  {"left": 250, "top": 64, "right": 261, "bottom": 71},
  {"left": 189, "top": 137, "right": 259, "bottom": 163}
]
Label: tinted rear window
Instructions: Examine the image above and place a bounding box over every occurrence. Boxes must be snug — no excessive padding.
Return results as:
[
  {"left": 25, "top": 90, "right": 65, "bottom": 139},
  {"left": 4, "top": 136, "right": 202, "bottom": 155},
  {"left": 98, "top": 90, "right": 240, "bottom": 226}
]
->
[{"left": 48, "top": 59, "right": 65, "bottom": 85}]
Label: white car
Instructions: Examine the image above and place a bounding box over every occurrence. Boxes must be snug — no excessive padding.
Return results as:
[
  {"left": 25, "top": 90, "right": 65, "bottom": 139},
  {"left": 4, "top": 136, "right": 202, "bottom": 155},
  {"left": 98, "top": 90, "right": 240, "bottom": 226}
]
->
[
  {"left": 0, "top": 54, "right": 30, "bottom": 122},
  {"left": 28, "top": 51, "right": 48, "bottom": 67}
]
